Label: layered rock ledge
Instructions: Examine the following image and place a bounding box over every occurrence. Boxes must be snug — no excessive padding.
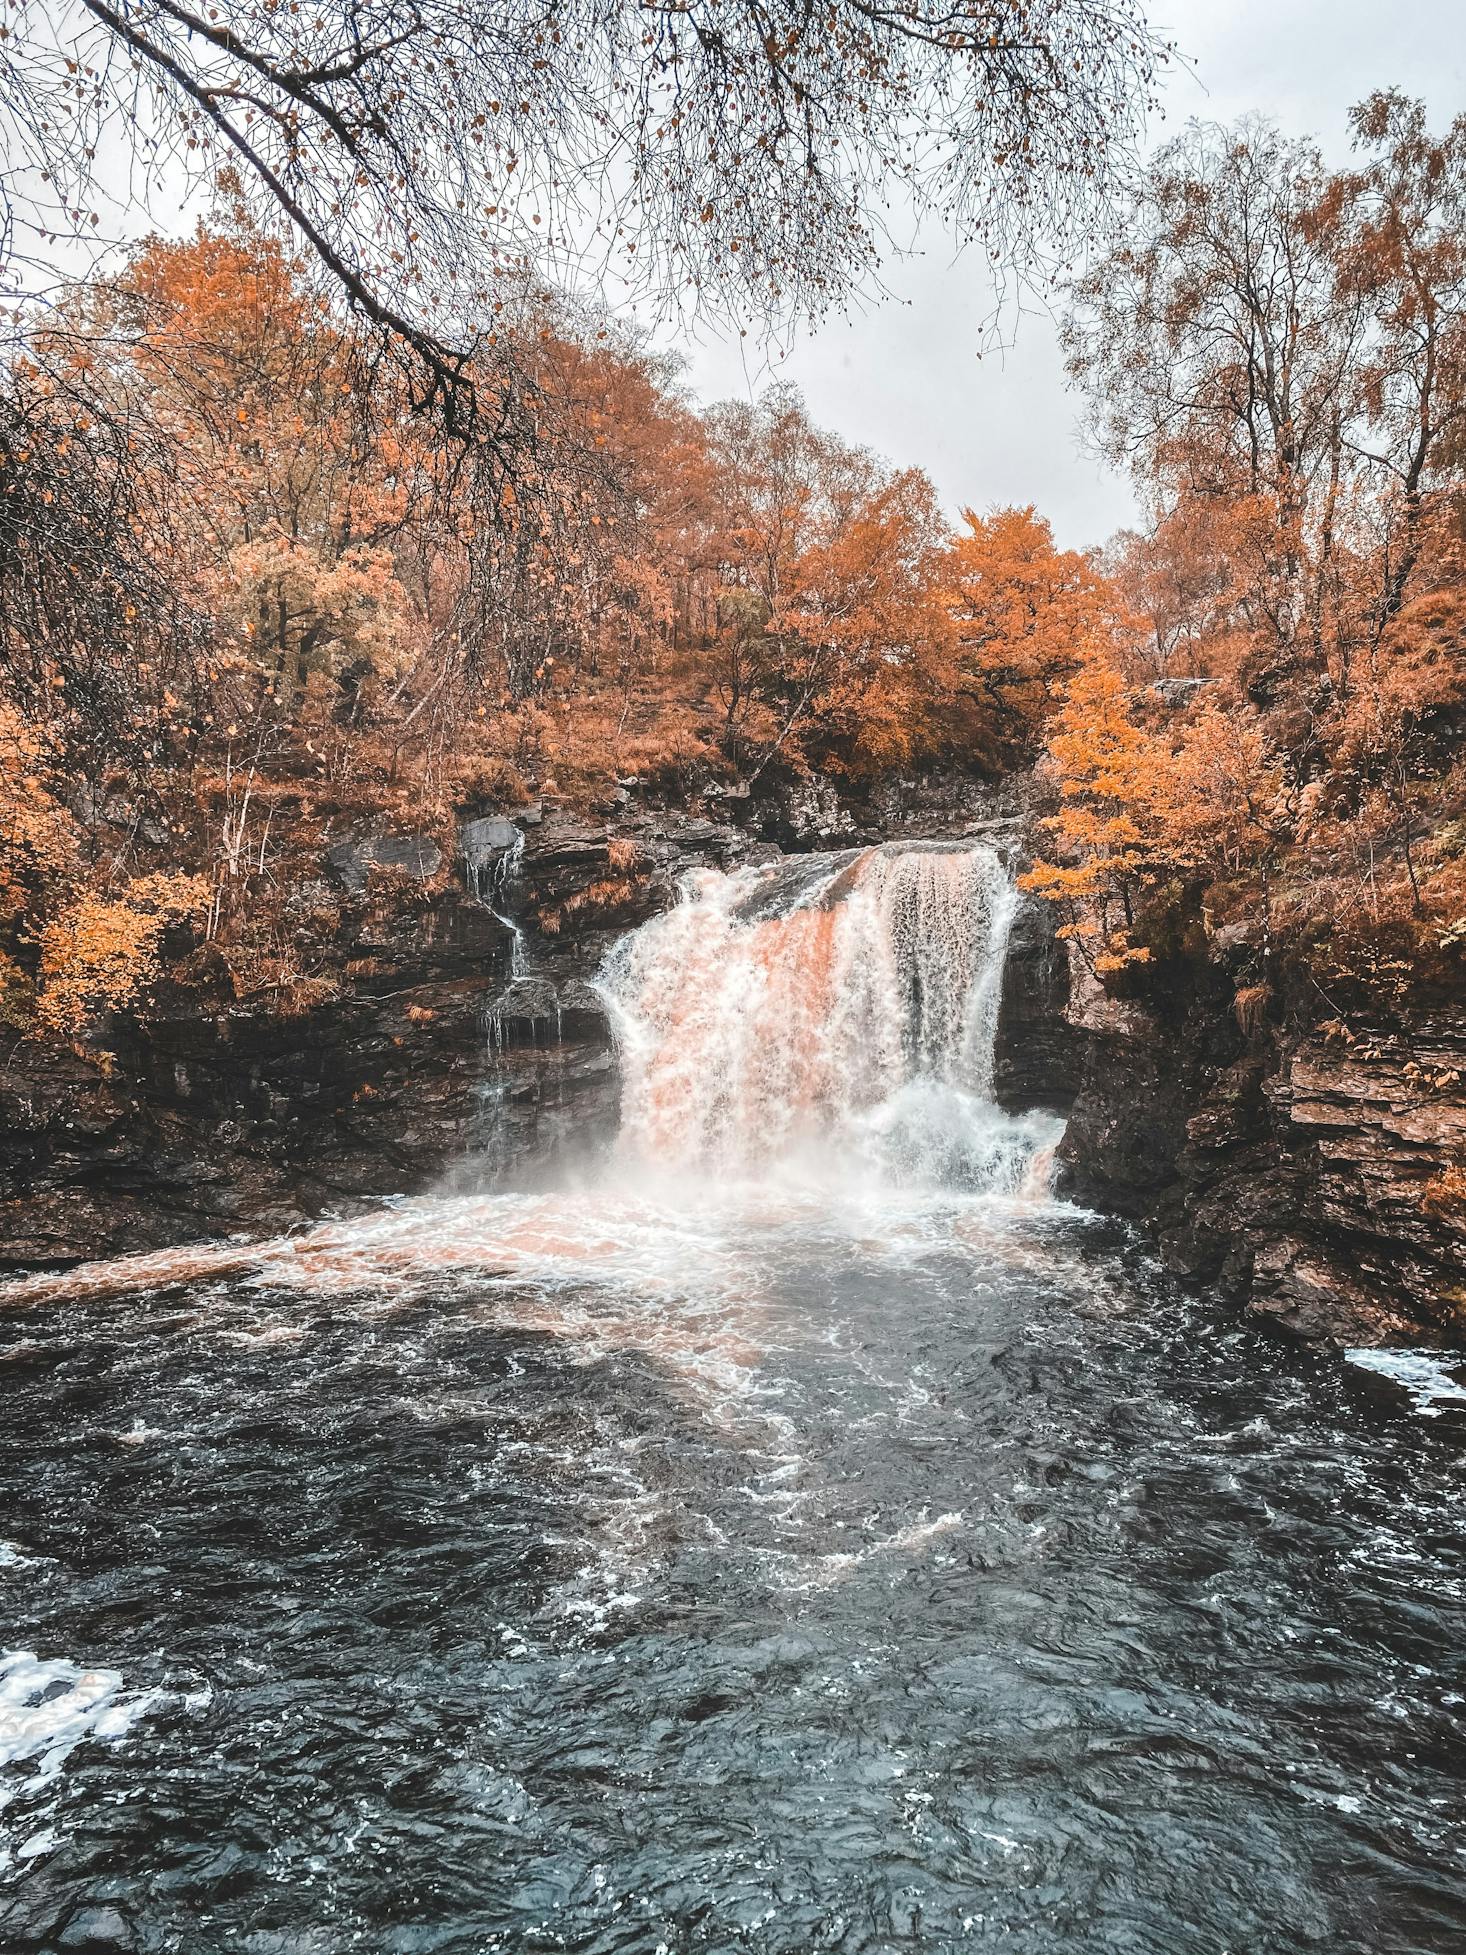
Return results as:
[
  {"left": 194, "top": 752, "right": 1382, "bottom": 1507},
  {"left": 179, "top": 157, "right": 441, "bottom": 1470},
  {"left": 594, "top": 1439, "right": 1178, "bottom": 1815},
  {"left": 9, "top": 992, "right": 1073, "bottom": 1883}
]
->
[{"left": 2, "top": 781, "right": 1462, "bottom": 1352}]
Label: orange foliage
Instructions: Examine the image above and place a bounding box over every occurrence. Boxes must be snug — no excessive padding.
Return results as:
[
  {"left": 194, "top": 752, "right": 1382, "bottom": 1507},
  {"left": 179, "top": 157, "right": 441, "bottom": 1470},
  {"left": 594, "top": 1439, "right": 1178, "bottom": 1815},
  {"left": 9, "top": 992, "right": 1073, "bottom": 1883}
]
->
[
  {"left": 1020, "top": 657, "right": 1160, "bottom": 971},
  {"left": 0, "top": 701, "right": 74, "bottom": 923},
  {"left": 942, "top": 506, "right": 1125, "bottom": 764},
  {"left": 769, "top": 467, "right": 953, "bottom": 779},
  {"left": 7, "top": 103, "right": 1466, "bottom": 1041},
  {"left": 37, "top": 875, "right": 209, "bottom": 1036},
  {"left": 1031, "top": 98, "right": 1466, "bottom": 1015}
]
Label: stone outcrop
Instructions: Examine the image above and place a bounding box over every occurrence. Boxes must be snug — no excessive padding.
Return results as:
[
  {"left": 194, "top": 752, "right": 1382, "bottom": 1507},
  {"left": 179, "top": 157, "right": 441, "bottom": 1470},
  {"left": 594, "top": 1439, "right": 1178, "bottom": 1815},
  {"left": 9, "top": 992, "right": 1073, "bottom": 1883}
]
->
[
  {"left": 323, "top": 829, "right": 444, "bottom": 894},
  {"left": 0, "top": 806, "right": 752, "bottom": 1272},
  {"left": 990, "top": 893, "right": 1087, "bottom": 1116},
  {"left": 0, "top": 890, "right": 521, "bottom": 1267},
  {"left": 1056, "top": 963, "right": 1466, "bottom": 1345},
  {"left": 1200, "top": 1030, "right": 1466, "bottom": 1344}
]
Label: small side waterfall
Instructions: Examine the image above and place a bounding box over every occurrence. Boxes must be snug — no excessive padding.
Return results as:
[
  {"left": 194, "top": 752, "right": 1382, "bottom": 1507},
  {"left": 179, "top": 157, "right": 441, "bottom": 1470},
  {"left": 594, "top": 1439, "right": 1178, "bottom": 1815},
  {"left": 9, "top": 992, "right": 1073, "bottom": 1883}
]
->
[
  {"left": 464, "top": 825, "right": 528, "bottom": 982},
  {"left": 598, "top": 841, "right": 1061, "bottom": 1193},
  {"left": 463, "top": 821, "right": 546, "bottom": 1072}
]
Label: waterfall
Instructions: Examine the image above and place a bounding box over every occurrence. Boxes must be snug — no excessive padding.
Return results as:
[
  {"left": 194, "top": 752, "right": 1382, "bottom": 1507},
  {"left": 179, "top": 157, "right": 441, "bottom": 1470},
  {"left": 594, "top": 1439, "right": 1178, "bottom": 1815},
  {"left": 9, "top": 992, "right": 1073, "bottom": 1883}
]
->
[
  {"left": 462, "top": 822, "right": 539, "bottom": 1072},
  {"left": 597, "top": 841, "right": 1060, "bottom": 1194},
  {"left": 466, "top": 826, "right": 528, "bottom": 982}
]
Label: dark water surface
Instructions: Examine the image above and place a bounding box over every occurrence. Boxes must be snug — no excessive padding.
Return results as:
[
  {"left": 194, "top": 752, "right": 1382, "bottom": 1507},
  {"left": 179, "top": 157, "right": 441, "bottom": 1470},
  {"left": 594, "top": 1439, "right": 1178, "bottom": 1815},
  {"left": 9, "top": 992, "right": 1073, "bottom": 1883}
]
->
[{"left": 2, "top": 1187, "right": 1465, "bottom": 1953}]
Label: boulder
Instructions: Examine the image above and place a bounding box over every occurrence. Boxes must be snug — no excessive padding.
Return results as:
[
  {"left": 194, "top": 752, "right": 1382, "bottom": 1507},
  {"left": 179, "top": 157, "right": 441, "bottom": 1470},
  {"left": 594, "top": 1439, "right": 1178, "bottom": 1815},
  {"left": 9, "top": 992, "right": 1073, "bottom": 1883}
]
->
[
  {"left": 460, "top": 815, "right": 521, "bottom": 864},
  {"left": 325, "top": 831, "right": 442, "bottom": 894}
]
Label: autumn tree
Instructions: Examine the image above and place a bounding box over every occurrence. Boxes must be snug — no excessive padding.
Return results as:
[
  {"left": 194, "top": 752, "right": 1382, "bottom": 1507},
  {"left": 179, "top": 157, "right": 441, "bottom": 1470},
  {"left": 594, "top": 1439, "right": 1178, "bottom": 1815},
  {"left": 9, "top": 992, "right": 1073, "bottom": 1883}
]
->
[
  {"left": 940, "top": 506, "right": 1125, "bottom": 767},
  {"left": 1024, "top": 652, "right": 1299, "bottom": 977},
  {"left": 0, "top": 701, "right": 75, "bottom": 1022},
  {"left": 8, "top": 1, "right": 1167, "bottom": 442},
  {"left": 36, "top": 875, "right": 210, "bottom": 1037},
  {"left": 1065, "top": 118, "right": 1365, "bottom": 692},
  {"left": 768, "top": 467, "right": 952, "bottom": 780},
  {"left": 1104, "top": 510, "right": 1238, "bottom": 683},
  {"left": 1068, "top": 100, "right": 1466, "bottom": 699},
  {"left": 1021, "top": 657, "right": 1162, "bottom": 972},
  {"left": 697, "top": 388, "right": 961, "bottom": 781},
  {"left": 109, "top": 222, "right": 415, "bottom": 718},
  {"left": 0, "top": 327, "right": 200, "bottom": 788},
  {"left": 703, "top": 388, "right": 880, "bottom": 766},
  {"left": 1054, "top": 99, "right": 1466, "bottom": 1012},
  {"left": 1342, "top": 93, "right": 1466, "bottom": 641},
  {"left": 1333, "top": 583, "right": 1466, "bottom": 913}
]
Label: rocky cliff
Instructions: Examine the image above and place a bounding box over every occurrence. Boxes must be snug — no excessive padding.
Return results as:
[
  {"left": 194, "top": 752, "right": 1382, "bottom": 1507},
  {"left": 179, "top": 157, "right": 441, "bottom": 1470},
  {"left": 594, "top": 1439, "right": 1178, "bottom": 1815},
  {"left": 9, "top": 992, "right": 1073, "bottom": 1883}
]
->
[
  {"left": 0, "top": 806, "right": 753, "bottom": 1270},
  {"left": 1049, "top": 936, "right": 1466, "bottom": 1346},
  {"left": 2, "top": 782, "right": 1462, "bottom": 1351}
]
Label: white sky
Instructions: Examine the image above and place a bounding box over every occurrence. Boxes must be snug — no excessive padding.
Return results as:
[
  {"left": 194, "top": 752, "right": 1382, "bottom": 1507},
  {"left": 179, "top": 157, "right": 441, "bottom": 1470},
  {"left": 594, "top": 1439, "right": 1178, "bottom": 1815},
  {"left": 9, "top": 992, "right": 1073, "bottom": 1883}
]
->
[{"left": 676, "top": 0, "right": 1466, "bottom": 550}]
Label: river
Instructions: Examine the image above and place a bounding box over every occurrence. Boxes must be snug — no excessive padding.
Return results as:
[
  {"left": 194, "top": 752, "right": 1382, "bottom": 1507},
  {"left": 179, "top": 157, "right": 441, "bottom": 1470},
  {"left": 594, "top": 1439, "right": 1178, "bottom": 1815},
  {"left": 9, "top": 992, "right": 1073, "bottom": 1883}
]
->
[{"left": 2, "top": 843, "right": 1464, "bottom": 1952}]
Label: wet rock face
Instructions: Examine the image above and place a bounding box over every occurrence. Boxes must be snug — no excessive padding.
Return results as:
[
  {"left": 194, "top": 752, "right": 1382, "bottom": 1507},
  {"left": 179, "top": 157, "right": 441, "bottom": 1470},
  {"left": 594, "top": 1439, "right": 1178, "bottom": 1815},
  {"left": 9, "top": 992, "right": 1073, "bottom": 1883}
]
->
[
  {"left": 0, "top": 908, "right": 563, "bottom": 1269},
  {"left": 1053, "top": 975, "right": 1240, "bottom": 1237},
  {"left": 1242, "top": 1032, "right": 1466, "bottom": 1343},
  {"left": 460, "top": 814, "right": 522, "bottom": 860},
  {"left": 0, "top": 809, "right": 753, "bottom": 1272},
  {"left": 1058, "top": 979, "right": 1466, "bottom": 1346},
  {"left": 991, "top": 895, "right": 1087, "bottom": 1115},
  {"left": 324, "top": 830, "right": 444, "bottom": 895}
]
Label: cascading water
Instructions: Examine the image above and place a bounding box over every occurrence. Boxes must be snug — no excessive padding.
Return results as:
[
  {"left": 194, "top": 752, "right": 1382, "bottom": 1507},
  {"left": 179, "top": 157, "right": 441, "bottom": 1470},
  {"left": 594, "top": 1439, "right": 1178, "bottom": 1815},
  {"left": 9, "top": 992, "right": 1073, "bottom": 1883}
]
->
[
  {"left": 465, "top": 825, "right": 528, "bottom": 983},
  {"left": 463, "top": 823, "right": 562, "bottom": 1075},
  {"left": 597, "top": 839, "right": 1062, "bottom": 1193}
]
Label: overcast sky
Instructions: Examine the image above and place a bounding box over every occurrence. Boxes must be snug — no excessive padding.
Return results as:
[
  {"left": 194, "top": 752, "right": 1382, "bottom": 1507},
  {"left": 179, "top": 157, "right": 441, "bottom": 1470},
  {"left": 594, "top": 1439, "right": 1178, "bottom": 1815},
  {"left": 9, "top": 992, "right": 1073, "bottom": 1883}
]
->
[{"left": 675, "top": 0, "right": 1466, "bottom": 551}]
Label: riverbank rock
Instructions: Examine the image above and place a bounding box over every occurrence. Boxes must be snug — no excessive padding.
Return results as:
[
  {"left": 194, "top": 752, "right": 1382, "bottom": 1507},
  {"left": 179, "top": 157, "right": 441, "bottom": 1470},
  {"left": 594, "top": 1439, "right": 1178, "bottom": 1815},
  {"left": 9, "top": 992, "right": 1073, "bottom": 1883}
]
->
[
  {"left": 1059, "top": 983, "right": 1466, "bottom": 1345},
  {"left": 324, "top": 829, "right": 444, "bottom": 894},
  {"left": 0, "top": 809, "right": 748, "bottom": 1273},
  {"left": 991, "top": 894, "right": 1087, "bottom": 1114}
]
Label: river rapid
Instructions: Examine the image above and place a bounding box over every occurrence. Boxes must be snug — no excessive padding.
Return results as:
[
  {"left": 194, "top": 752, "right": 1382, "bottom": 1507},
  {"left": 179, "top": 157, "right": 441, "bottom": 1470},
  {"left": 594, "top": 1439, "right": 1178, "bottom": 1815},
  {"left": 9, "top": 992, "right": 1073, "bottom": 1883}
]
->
[{"left": 2, "top": 843, "right": 1465, "bottom": 1953}]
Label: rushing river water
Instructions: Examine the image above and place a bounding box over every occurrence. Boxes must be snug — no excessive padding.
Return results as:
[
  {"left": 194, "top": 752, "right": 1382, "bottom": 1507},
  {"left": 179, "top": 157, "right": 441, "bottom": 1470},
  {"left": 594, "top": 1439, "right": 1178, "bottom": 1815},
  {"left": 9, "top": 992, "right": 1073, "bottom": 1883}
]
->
[{"left": 3, "top": 844, "right": 1465, "bottom": 1953}]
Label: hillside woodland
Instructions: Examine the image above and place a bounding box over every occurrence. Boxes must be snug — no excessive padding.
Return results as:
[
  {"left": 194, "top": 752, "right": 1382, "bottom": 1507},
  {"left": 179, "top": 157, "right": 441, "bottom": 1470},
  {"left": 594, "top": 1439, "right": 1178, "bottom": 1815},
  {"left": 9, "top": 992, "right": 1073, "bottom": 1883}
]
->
[{"left": 2, "top": 98, "right": 1464, "bottom": 1140}]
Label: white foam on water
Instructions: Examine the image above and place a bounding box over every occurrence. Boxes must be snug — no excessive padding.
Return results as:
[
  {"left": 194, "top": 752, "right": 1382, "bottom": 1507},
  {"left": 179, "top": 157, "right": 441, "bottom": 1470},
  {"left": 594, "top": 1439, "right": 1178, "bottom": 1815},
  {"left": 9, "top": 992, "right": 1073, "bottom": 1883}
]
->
[
  {"left": 105, "top": 1421, "right": 166, "bottom": 1448},
  {"left": 216, "top": 1322, "right": 308, "bottom": 1347},
  {"left": 0, "top": 1544, "right": 49, "bottom": 1572},
  {"left": 804, "top": 1509, "right": 967, "bottom": 1583},
  {"left": 1344, "top": 1349, "right": 1466, "bottom": 1418},
  {"left": 0, "top": 1650, "right": 168, "bottom": 1868},
  {"left": 0, "top": 1239, "right": 268, "bottom": 1311},
  {"left": 0, "top": 1176, "right": 1085, "bottom": 1461}
]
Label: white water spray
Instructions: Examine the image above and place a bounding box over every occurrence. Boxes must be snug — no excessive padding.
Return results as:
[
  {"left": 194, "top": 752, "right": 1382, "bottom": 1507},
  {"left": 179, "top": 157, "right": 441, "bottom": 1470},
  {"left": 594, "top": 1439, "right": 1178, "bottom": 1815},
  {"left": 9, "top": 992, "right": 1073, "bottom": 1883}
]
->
[
  {"left": 597, "top": 841, "right": 1060, "bottom": 1193},
  {"left": 464, "top": 824, "right": 543, "bottom": 1067}
]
